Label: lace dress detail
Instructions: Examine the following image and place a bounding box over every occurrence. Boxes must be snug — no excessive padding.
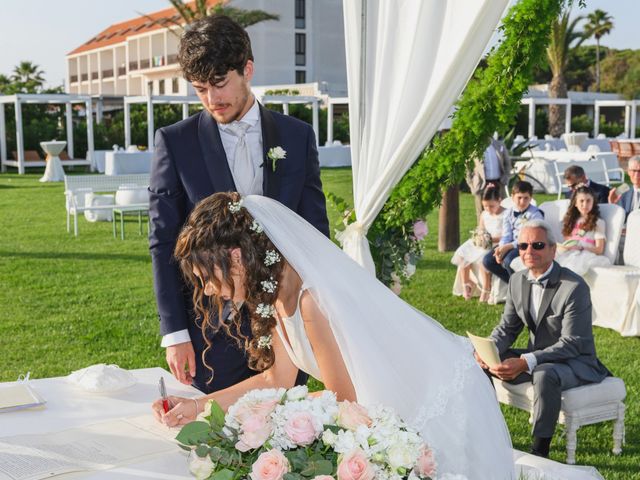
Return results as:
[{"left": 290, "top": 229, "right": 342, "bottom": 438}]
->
[{"left": 274, "top": 286, "right": 323, "bottom": 381}]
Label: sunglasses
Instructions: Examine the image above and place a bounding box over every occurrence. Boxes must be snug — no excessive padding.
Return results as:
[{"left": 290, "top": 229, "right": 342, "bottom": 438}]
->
[{"left": 517, "top": 241, "right": 547, "bottom": 251}]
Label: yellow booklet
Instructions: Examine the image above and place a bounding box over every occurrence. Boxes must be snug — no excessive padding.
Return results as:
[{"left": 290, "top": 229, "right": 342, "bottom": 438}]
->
[
  {"left": 466, "top": 332, "right": 501, "bottom": 368},
  {"left": 0, "top": 383, "right": 46, "bottom": 412}
]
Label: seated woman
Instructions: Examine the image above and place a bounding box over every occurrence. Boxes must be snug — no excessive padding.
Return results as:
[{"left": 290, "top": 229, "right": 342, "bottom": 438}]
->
[
  {"left": 452, "top": 186, "right": 504, "bottom": 302},
  {"left": 555, "top": 184, "right": 612, "bottom": 275}
]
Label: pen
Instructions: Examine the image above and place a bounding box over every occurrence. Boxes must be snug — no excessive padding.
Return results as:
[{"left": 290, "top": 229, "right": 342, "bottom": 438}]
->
[{"left": 159, "top": 377, "right": 170, "bottom": 413}]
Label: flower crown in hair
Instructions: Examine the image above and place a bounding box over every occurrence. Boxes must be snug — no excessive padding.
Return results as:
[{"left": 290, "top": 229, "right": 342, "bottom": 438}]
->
[
  {"left": 574, "top": 182, "right": 588, "bottom": 190},
  {"left": 257, "top": 334, "right": 273, "bottom": 349},
  {"left": 228, "top": 199, "right": 244, "bottom": 213}
]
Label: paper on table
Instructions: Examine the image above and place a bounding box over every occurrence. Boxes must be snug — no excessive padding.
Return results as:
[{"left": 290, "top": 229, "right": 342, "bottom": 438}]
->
[
  {"left": 0, "top": 417, "right": 178, "bottom": 480},
  {"left": 0, "top": 384, "right": 46, "bottom": 412},
  {"left": 467, "top": 332, "right": 501, "bottom": 368}
]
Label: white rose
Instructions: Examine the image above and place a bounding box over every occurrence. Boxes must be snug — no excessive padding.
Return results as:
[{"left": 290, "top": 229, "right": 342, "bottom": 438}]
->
[
  {"left": 188, "top": 452, "right": 215, "bottom": 480},
  {"left": 286, "top": 385, "right": 309, "bottom": 401},
  {"left": 333, "top": 430, "right": 357, "bottom": 453},
  {"left": 272, "top": 146, "right": 287, "bottom": 159},
  {"left": 386, "top": 443, "right": 416, "bottom": 470},
  {"left": 197, "top": 399, "right": 214, "bottom": 422},
  {"left": 322, "top": 429, "right": 338, "bottom": 446}
]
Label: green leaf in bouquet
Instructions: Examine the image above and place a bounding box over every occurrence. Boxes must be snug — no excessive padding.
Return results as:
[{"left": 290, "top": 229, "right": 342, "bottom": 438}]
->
[
  {"left": 176, "top": 421, "right": 211, "bottom": 445},
  {"left": 283, "top": 473, "right": 304, "bottom": 480},
  {"left": 285, "top": 449, "right": 309, "bottom": 470},
  {"left": 211, "top": 468, "right": 234, "bottom": 480},
  {"left": 209, "top": 400, "right": 226, "bottom": 429},
  {"left": 301, "top": 459, "right": 334, "bottom": 477},
  {"left": 209, "top": 446, "right": 223, "bottom": 462},
  {"left": 195, "top": 444, "right": 211, "bottom": 458},
  {"left": 177, "top": 444, "right": 192, "bottom": 452}
]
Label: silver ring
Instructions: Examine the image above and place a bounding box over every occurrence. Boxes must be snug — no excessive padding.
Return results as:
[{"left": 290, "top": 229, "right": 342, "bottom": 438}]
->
[{"left": 177, "top": 413, "right": 184, "bottom": 420}]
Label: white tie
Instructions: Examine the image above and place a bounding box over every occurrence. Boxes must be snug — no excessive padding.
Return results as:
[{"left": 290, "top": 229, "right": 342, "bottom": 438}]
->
[{"left": 227, "top": 122, "right": 253, "bottom": 195}]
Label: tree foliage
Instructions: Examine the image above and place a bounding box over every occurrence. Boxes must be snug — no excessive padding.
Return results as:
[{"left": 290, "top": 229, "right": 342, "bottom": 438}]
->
[
  {"left": 378, "top": 0, "right": 568, "bottom": 231},
  {"left": 583, "top": 9, "right": 613, "bottom": 92}
]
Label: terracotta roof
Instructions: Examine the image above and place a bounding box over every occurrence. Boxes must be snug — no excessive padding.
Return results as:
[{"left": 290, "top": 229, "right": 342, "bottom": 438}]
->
[{"left": 68, "top": 0, "right": 222, "bottom": 56}]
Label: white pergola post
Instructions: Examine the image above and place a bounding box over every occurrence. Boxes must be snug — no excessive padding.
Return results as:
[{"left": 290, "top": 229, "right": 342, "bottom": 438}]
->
[
  {"left": 85, "top": 99, "right": 94, "bottom": 170},
  {"left": 528, "top": 100, "right": 536, "bottom": 139},
  {"left": 182, "top": 103, "right": 189, "bottom": 120},
  {"left": 565, "top": 102, "right": 572, "bottom": 134},
  {"left": 0, "top": 103, "right": 6, "bottom": 172},
  {"left": 282, "top": 103, "right": 289, "bottom": 115},
  {"left": 147, "top": 95, "right": 155, "bottom": 151},
  {"left": 15, "top": 99, "right": 25, "bottom": 174},
  {"left": 96, "top": 98, "right": 103, "bottom": 124},
  {"left": 327, "top": 101, "right": 334, "bottom": 145},
  {"left": 631, "top": 102, "right": 637, "bottom": 139},
  {"left": 624, "top": 104, "right": 631, "bottom": 138},
  {"left": 594, "top": 104, "right": 600, "bottom": 137},
  {"left": 124, "top": 102, "right": 131, "bottom": 148},
  {"left": 65, "top": 102, "right": 74, "bottom": 159},
  {"left": 312, "top": 99, "right": 319, "bottom": 147}
]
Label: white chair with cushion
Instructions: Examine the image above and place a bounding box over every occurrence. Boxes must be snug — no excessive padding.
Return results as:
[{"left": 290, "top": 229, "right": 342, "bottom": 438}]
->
[
  {"left": 585, "top": 209, "right": 640, "bottom": 336},
  {"left": 494, "top": 377, "right": 626, "bottom": 465}
]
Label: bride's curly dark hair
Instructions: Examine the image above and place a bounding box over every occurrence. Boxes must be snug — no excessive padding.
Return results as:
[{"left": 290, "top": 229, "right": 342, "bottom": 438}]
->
[{"left": 174, "top": 192, "right": 284, "bottom": 383}]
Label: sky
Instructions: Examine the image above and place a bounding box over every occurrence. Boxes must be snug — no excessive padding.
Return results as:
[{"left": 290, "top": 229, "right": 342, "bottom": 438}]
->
[{"left": 0, "top": 0, "right": 638, "bottom": 90}]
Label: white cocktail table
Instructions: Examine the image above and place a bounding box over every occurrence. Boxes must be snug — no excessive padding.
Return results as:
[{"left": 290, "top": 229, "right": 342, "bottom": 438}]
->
[{"left": 39, "top": 140, "right": 67, "bottom": 182}]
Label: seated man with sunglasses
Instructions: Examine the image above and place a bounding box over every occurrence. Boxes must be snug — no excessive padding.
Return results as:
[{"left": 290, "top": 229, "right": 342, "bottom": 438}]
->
[{"left": 475, "top": 219, "right": 610, "bottom": 458}]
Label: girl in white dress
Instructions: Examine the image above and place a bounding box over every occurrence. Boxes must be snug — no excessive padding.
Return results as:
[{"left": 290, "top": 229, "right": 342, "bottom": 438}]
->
[
  {"left": 452, "top": 186, "right": 504, "bottom": 301},
  {"left": 555, "top": 185, "right": 611, "bottom": 275}
]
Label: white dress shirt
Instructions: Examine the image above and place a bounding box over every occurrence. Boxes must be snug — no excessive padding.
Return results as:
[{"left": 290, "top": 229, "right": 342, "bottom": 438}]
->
[
  {"left": 483, "top": 144, "right": 501, "bottom": 180},
  {"left": 162, "top": 99, "right": 263, "bottom": 348},
  {"left": 521, "top": 262, "right": 555, "bottom": 373}
]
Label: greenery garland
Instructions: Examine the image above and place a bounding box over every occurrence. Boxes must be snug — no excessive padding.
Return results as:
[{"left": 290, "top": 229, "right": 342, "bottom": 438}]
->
[{"left": 377, "top": 0, "right": 572, "bottom": 231}]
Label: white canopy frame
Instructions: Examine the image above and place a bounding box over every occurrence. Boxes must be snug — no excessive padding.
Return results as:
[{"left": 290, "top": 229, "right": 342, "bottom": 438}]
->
[
  {"left": 594, "top": 100, "right": 638, "bottom": 139},
  {"left": 259, "top": 95, "right": 320, "bottom": 147},
  {"left": 0, "top": 94, "right": 94, "bottom": 174},
  {"left": 123, "top": 95, "right": 202, "bottom": 151},
  {"left": 521, "top": 97, "right": 572, "bottom": 139},
  {"left": 326, "top": 97, "right": 349, "bottom": 145}
]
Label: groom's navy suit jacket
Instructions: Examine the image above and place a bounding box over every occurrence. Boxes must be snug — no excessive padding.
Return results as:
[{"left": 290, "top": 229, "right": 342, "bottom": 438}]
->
[{"left": 149, "top": 105, "right": 329, "bottom": 393}]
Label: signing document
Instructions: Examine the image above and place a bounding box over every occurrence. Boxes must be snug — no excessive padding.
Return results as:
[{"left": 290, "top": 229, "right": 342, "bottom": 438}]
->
[
  {"left": 467, "top": 331, "right": 501, "bottom": 368},
  {"left": 0, "top": 416, "right": 178, "bottom": 480}
]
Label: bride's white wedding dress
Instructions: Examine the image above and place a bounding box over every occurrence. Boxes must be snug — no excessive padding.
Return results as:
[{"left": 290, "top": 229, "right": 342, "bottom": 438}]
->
[{"left": 243, "top": 196, "right": 604, "bottom": 480}]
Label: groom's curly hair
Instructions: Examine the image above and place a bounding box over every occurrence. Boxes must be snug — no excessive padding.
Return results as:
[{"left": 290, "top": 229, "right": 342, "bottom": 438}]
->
[
  {"left": 174, "top": 192, "right": 284, "bottom": 384},
  {"left": 178, "top": 15, "right": 254, "bottom": 84}
]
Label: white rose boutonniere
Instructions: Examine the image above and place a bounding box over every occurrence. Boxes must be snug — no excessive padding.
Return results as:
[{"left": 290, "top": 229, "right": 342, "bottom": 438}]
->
[{"left": 267, "top": 146, "right": 287, "bottom": 172}]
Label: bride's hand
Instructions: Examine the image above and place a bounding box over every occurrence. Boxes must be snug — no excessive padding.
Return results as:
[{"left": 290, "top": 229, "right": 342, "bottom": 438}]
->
[{"left": 152, "top": 395, "right": 198, "bottom": 427}]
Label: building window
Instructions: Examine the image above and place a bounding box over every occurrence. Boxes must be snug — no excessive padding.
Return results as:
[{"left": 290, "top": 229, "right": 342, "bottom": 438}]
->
[
  {"left": 295, "top": 33, "right": 306, "bottom": 66},
  {"left": 295, "top": 70, "right": 306, "bottom": 84},
  {"left": 295, "top": 0, "right": 306, "bottom": 29},
  {"left": 159, "top": 79, "right": 165, "bottom": 95},
  {"left": 172, "top": 77, "right": 179, "bottom": 94}
]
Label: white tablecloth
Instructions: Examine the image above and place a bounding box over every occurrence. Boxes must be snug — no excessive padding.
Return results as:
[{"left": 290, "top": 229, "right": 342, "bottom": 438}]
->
[
  {"left": 318, "top": 145, "right": 351, "bottom": 167},
  {"left": 1, "top": 367, "right": 197, "bottom": 479},
  {"left": 105, "top": 152, "right": 153, "bottom": 175}
]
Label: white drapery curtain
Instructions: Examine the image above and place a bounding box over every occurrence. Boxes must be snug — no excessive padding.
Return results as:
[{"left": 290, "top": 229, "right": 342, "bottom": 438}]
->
[{"left": 341, "top": 0, "right": 510, "bottom": 272}]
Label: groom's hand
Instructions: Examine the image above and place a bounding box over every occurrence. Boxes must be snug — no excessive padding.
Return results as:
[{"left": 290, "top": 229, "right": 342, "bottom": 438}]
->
[
  {"left": 489, "top": 358, "right": 527, "bottom": 381},
  {"left": 166, "top": 341, "right": 196, "bottom": 385}
]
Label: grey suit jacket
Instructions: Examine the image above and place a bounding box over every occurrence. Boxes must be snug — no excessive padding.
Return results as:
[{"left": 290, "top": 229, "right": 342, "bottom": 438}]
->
[
  {"left": 490, "top": 262, "right": 609, "bottom": 383},
  {"left": 617, "top": 187, "right": 637, "bottom": 219}
]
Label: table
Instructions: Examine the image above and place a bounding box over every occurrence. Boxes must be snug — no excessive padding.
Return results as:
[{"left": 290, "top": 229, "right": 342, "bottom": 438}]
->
[
  {"left": 112, "top": 205, "right": 149, "bottom": 240},
  {"left": 562, "top": 132, "right": 589, "bottom": 150},
  {"left": 318, "top": 145, "right": 351, "bottom": 167},
  {"left": 39, "top": 141, "right": 67, "bottom": 182},
  {"left": 105, "top": 151, "right": 153, "bottom": 175},
  {"left": 0, "top": 367, "right": 196, "bottom": 479}
]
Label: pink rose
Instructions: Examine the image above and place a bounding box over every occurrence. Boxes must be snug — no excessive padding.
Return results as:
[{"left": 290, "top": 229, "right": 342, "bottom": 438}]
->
[
  {"left": 413, "top": 220, "right": 428, "bottom": 241},
  {"left": 337, "top": 449, "right": 375, "bottom": 480},
  {"left": 284, "top": 411, "right": 320, "bottom": 446},
  {"left": 236, "top": 400, "right": 279, "bottom": 423},
  {"left": 236, "top": 413, "right": 273, "bottom": 452},
  {"left": 250, "top": 449, "right": 290, "bottom": 480},
  {"left": 337, "top": 401, "right": 372, "bottom": 431},
  {"left": 415, "top": 446, "right": 437, "bottom": 478}
]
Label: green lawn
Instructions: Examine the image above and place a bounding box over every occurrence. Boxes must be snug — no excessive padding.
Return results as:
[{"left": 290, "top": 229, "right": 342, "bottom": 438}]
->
[{"left": 0, "top": 170, "right": 637, "bottom": 478}]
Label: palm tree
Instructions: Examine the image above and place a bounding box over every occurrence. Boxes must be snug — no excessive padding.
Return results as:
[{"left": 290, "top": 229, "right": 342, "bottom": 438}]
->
[
  {"left": 546, "top": 11, "right": 585, "bottom": 137},
  {"left": 10, "top": 61, "right": 46, "bottom": 93},
  {"left": 583, "top": 9, "right": 613, "bottom": 92},
  {"left": 147, "top": 0, "right": 279, "bottom": 31}
]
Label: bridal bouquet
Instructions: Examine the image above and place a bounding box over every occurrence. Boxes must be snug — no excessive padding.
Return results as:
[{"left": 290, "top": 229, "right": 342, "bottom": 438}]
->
[
  {"left": 470, "top": 227, "right": 492, "bottom": 250},
  {"left": 177, "top": 386, "right": 436, "bottom": 480}
]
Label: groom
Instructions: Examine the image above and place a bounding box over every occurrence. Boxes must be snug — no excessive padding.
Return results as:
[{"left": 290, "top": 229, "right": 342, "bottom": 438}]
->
[{"left": 149, "top": 15, "right": 329, "bottom": 393}]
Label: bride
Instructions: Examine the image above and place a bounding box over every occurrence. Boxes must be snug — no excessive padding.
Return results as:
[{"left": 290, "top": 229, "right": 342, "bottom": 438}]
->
[{"left": 152, "top": 192, "right": 514, "bottom": 478}]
